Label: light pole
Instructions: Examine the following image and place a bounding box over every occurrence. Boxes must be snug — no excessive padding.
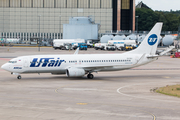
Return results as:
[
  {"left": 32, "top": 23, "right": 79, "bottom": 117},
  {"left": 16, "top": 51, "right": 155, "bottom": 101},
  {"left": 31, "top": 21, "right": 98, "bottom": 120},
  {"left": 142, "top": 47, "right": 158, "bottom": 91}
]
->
[
  {"left": 59, "top": 15, "right": 61, "bottom": 39},
  {"left": 136, "top": 16, "right": 139, "bottom": 33},
  {"left": 38, "top": 15, "right": 41, "bottom": 51}
]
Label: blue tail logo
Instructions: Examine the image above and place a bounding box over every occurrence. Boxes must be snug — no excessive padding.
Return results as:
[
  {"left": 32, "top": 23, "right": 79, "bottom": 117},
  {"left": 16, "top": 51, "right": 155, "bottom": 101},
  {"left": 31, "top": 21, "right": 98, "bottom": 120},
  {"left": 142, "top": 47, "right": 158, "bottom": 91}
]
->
[{"left": 148, "top": 34, "right": 158, "bottom": 46}]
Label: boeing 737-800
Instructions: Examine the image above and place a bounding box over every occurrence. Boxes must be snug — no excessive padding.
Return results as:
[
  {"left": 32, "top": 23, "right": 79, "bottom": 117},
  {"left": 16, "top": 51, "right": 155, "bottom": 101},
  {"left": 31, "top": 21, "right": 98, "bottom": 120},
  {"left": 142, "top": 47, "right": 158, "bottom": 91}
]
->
[{"left": 1, "top": 23, "right": 166, "bottom": 79}]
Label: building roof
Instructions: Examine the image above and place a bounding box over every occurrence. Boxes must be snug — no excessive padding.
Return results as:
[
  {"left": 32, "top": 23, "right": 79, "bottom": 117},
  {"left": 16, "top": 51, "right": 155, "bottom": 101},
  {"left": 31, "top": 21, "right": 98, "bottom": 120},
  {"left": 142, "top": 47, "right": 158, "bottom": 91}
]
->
[{"left": 136, "top": 1, "right": 151, "bottom": 10}]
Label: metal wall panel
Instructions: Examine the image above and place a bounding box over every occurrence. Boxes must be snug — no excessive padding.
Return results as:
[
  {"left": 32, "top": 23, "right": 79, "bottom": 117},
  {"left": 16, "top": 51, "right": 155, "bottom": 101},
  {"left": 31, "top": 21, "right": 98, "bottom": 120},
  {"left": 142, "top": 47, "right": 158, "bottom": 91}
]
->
[
  {"left": 33, "top": 0, "right": 43, "bottom": 8},
  {"left": 44, "top": 0, "right": 54, "bottom": 8},
  {"left": 10, "top": 0, "right": 20, "bottom": 7},
  {"left": 63, "top": 24, "right": 98, "bottom": 40},
  {"left": 21, "top": 0, "right": 31, "bottom": 8},
  {"left": 0, "top": 4, "right": 114, "bottom": 39},
  {"left": 0, "top": 0, "right": 9, "bottom": 7},
  {"left": 78, "top": 0, "right": 88, "bottom": 8},
  {"left": 101, "top": 0, "right": 112, "bottom": 8},
  {"left": 67, "top": 0, "right": 77, "bottom": 8},
  {"left": 90, "top": 0, "right": 100, "bottom": 8},
  {"left": 55, "top": 0, "right": 66, "bottom": 8}
]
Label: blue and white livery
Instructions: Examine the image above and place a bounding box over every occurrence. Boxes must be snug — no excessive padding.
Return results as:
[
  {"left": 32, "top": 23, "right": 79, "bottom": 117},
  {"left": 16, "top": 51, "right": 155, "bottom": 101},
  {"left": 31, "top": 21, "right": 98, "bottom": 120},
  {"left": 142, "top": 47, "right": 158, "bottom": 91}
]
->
[
  {"left": 2, "top": 23, "right": 168, "bottom": 79},
  {"left": 148, "top": 34, "right": 158, "bottom": 46}
]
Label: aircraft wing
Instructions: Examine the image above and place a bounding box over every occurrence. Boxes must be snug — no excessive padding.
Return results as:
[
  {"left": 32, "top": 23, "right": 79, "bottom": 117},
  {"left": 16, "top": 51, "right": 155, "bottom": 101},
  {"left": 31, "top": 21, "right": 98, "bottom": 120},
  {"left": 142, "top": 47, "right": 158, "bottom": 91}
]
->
[
  {"left": 147, "top": 46, "right": 175, "bottom": 58},
  {"left": 75, "top": 62, "right": 137, "bottom": 72},
  {"left": 159, "top": 46, "right": 175, "bottom": 56},
  {"left": 81, "top": 65, "right": 113, "bottom": 72},
  {"left": 74, "top": 48, "right": 79, "bottom": 54}
]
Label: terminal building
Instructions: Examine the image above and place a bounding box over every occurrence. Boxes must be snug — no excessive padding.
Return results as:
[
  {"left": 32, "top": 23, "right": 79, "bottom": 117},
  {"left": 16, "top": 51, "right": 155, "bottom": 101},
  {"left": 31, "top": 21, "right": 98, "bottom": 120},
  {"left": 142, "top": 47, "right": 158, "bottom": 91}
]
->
[{"left": 0, "top": 0, "right": 135, "bottom": 41}]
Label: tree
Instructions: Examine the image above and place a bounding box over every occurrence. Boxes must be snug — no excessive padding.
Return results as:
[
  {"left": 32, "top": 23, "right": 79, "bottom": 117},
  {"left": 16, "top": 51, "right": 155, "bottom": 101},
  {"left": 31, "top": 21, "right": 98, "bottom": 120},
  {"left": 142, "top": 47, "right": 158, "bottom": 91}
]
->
[
  {"left": 136, "top": 8, "right": 180, "bottom": 31},
  {"left": 136, "top": 8, "right": 159, "bottom": 31}
]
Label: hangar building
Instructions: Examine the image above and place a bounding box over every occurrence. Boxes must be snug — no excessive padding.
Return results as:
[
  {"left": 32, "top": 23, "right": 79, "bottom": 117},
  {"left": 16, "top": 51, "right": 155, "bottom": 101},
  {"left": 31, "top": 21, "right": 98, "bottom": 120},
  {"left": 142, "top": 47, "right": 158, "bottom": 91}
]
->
[{"left": 0, "top": 0, "right": 135, "bottom": 41}]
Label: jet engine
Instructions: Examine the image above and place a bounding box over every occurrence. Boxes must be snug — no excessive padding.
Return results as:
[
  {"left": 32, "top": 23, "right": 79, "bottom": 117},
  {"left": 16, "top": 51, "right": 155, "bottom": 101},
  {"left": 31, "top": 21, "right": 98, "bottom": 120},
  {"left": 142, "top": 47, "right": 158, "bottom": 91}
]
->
[{"left": 66, "top": 68, "right": 85, "bottom": 77}]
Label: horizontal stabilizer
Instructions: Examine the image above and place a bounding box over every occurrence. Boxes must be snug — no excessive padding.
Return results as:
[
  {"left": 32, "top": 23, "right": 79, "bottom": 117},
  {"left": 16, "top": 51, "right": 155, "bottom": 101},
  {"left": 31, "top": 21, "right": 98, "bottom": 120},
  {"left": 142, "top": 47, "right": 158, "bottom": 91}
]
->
[{"left": 147, "top": 55, "right": 159, "bottom": 58}]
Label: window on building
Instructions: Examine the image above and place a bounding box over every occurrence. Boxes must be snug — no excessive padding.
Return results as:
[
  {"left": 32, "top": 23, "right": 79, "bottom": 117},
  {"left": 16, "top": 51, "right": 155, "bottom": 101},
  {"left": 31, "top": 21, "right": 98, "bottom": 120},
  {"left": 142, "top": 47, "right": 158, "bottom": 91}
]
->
[{"left": 121, "top": 0, "right": 130, "bottom": 9}]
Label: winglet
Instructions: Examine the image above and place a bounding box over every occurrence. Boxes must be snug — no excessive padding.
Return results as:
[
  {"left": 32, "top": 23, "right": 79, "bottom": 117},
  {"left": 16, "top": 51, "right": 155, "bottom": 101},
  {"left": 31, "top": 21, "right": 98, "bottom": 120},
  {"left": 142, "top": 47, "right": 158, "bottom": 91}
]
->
[{"left": 74, "top": 47, "right": 79, "bottom": 55}]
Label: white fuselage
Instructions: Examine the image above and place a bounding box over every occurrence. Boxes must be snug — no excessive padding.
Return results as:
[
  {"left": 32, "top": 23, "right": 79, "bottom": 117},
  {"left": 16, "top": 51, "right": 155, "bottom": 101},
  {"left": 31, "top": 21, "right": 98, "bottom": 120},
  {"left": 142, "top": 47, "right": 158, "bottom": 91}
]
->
[{"left": 1, "top": 53, "right": 155, "bottom": 74}]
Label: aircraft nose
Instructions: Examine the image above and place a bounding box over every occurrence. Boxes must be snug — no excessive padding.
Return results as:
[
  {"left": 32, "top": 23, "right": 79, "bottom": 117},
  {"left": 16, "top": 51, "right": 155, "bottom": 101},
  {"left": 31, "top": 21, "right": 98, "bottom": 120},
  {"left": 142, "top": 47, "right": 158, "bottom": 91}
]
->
[{"left": 1, "top": 63, "right": 8, "bottom": 71}]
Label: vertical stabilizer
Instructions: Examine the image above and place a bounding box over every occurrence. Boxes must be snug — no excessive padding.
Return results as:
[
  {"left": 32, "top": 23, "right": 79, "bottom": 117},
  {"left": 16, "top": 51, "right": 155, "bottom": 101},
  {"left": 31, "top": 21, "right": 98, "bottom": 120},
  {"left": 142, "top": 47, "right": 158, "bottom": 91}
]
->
[{"left": 128, "top": 22, "right": 163, "bottom": 55}]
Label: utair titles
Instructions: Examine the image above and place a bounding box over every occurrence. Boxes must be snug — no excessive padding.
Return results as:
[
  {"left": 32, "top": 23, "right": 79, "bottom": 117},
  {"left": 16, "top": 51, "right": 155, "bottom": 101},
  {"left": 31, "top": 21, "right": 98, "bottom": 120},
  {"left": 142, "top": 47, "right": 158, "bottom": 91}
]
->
[{"left": 30, "top": 58, "right": 65, "bottom": 67}]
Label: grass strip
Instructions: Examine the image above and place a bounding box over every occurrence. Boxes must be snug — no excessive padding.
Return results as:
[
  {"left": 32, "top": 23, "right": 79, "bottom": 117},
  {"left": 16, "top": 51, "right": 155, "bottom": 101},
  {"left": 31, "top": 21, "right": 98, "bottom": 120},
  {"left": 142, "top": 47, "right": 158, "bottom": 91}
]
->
[{"left": 156, "top": 85, "right": 180, "bottom": 98}]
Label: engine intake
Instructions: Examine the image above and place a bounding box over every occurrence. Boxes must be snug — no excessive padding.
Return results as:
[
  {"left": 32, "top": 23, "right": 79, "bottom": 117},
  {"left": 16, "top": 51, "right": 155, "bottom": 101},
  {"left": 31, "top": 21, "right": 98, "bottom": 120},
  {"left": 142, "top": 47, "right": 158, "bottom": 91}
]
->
[{"left": 66, "top": 68, "right": 85, "bottom": 77}]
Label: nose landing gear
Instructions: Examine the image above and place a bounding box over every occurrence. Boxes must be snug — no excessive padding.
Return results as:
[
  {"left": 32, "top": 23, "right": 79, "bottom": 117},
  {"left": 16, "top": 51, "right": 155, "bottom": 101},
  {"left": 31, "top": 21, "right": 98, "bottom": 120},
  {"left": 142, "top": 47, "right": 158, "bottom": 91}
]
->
[{"left": 17, "top": 75, "right": 21, "bottom": 79}]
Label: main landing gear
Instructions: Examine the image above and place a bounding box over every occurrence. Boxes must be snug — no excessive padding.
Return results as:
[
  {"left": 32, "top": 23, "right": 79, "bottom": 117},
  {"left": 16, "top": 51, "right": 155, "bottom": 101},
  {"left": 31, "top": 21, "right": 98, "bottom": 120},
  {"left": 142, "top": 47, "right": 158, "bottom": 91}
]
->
[
  {"left": 87, "top": 74, "right": 94, "bottom": 79},
  {"left": 17, "top": 75, "right": 21, "bottom": 79}
]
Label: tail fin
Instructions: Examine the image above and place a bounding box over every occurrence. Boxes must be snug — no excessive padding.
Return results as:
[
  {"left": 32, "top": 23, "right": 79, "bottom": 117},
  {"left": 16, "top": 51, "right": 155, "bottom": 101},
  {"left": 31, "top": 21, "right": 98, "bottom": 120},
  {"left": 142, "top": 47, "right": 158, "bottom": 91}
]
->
[{"left": 128, "top": 22, "right": 163, "bottom": 55}]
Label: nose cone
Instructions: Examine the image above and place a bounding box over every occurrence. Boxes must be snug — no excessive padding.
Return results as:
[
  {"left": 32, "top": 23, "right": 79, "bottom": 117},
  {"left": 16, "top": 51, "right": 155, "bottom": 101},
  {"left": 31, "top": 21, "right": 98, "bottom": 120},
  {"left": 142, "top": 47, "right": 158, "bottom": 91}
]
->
[{"left": 1, "top": 63, "right": 8, "bottom": 71}]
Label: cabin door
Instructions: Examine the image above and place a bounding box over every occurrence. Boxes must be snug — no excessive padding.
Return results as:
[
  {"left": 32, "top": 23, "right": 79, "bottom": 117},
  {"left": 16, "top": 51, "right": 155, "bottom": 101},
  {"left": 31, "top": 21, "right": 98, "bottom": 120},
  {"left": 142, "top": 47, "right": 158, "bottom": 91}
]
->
[{"left": 23, "top": 58, "right": 28, "bottom": 68}]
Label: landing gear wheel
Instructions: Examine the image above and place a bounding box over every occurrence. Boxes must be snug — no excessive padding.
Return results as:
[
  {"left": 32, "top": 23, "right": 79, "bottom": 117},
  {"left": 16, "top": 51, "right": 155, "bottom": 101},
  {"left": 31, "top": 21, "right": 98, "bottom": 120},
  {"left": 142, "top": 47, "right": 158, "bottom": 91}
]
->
[
  {"left": 17, "top": 75, "right": 21, "bottom": 79},
  {"left": 87, "top": 74, "right": 94, "bottom": 79}
]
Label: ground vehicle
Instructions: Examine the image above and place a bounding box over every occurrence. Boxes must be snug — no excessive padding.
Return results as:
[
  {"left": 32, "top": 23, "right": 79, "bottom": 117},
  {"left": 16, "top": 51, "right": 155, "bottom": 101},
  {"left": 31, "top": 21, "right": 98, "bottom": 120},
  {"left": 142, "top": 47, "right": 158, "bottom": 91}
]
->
[
  {"left": 124, "top": 45, "right": 134, "bottom": 51},
  {"left": 94, "top": 43, "right": 107, "bottom": 50},
  {"left": 116, "top": 44, "right": 125, "bottom": 51},
  {"left": 78, "top": 43, "right": 87, "bottom": 50},
  {"left": 1, "top": 38, "right": 20, "bottom": 44},
  {"left": 53, "top": 39, "right": 85, "bottom": 50},
  {"left": 108, "top": 40, "right": 137, "bottom": 51},
  {"left": 72, "top": 43, "right": 87, "bottom": 50},
  {"left": 6, "top": 38, "right": 20, "bottom": 44},
  {"left": 64, "top": 43, "right": 73, "bottom": 50},
  {"left": 106, "top": 44, "right": 116, "bottom": 51},
  {"left": 53, "top": 42, "right": 64, "bottom": 50},
  {"left": 72, "top": 43, "right": 79, "bottom": 50},
  {"left": 87, "top": 40, "right": 94, "bottom": 48},
  {"left": 171, "top": 52, "right": 180, "bottom": 58}
]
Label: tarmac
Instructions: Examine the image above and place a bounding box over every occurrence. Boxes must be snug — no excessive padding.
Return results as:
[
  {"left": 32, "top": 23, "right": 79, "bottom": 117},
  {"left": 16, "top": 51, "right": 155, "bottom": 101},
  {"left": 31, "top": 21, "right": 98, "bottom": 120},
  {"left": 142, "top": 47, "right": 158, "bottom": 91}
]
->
[{"left": 0, "top": 47, "right": 180, "bottom": 120}]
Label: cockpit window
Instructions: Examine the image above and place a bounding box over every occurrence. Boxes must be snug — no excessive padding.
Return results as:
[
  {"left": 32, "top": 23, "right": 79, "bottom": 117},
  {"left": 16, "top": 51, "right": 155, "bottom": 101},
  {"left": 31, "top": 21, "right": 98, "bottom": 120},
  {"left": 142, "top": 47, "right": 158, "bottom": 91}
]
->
[{"left": 8, "top": 61, "right": 17, "bottom": 63}]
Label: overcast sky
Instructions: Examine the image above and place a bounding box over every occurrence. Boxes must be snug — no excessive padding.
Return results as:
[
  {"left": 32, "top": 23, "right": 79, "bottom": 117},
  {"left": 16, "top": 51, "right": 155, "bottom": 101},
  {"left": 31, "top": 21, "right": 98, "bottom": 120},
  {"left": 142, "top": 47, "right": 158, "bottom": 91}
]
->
[{"left": 136, "top": 0, "right": 180, "bottom": 11}]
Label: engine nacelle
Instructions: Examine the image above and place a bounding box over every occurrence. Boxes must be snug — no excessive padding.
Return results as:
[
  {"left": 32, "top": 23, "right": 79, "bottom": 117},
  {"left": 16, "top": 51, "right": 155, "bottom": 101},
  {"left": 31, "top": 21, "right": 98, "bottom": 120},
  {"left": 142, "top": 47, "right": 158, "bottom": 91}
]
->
[{"left": 66, "top": 68, "right": 85, "bottom": 77}]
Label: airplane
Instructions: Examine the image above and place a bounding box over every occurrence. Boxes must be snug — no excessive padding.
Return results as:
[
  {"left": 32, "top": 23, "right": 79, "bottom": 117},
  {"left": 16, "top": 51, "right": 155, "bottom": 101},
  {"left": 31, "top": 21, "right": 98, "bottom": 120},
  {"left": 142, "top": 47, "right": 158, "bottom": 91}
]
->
[{"left": 1, "top": 22, "right": 169, "bottom": 79}]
